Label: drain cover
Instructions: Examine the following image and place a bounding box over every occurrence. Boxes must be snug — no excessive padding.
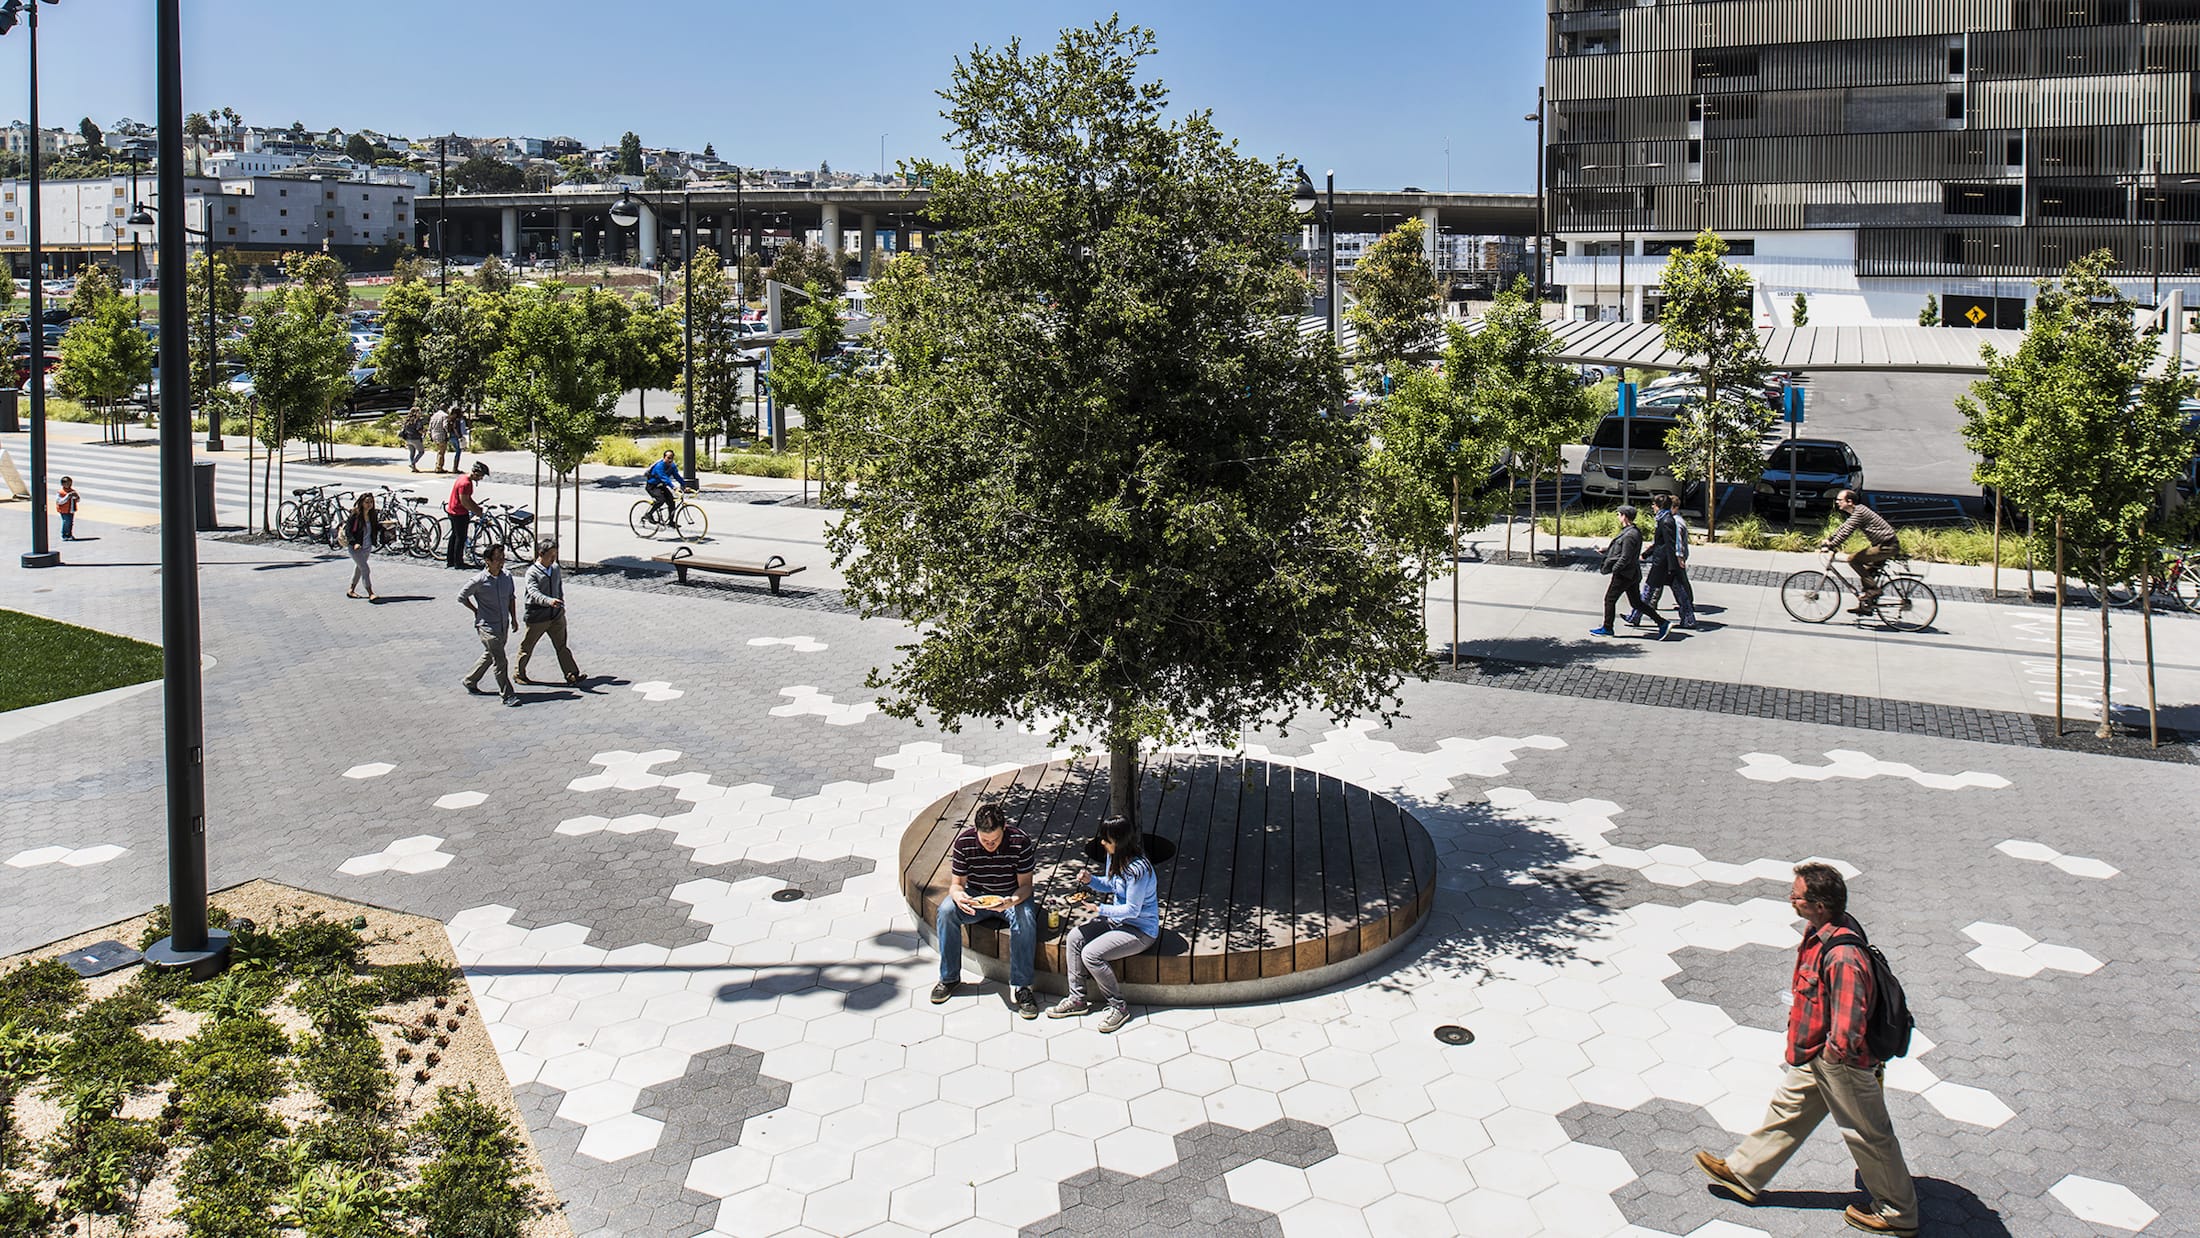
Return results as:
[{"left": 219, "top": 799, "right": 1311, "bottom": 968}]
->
[
  {"left": 770, "top": 888, "right": 805, "bottom": 903},
  {"left": 60, "top": 940, "right": 142, "bottom": 978},
  {"left": 1433, "top": 1025, "right": 1476, "bottom": 1046}
]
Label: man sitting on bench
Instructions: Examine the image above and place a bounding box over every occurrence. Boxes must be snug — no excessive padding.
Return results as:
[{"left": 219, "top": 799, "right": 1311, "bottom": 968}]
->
[
  {"left": 643, "top": 450, "right": 682, "bottom": 526},
  {"left": 931, "top": 804, "right": 1041, "bottom": 1019}
]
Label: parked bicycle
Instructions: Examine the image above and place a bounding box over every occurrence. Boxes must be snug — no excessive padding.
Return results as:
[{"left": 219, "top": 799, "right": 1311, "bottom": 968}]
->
[
  {"left": 2103, "top": 545, "right": 2197, "bottom": 611},
  {"left": 369, "top": 486, "right": 442, "bottom": 558},
  {"left": 628, "top": 488, "right": 708, "bottom": 541},
  {"left": 466, "top": 501, "right": 537, "bottom": 562},
  {"left": 1780, "top": 550, "right": 1939, "bottom": 632},
  {"left": 277, "top": 485, "right": 342, "bottom": 544}
]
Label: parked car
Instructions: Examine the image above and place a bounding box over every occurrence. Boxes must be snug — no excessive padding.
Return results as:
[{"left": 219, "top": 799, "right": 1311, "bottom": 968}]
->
[
  {"left": 1580, "top": 413, "right": 1685, "bottom": 501},
  {"left": 1756, "top": 438, "right": 1863, "bottom": 516},
  {"left": 342, "top": 368, "right": 412, "bottom": 416}
]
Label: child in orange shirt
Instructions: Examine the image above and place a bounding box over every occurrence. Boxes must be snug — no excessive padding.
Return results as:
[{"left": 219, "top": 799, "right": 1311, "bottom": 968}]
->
[{"left": 56, "top": 475, "right": 80, "bottom": 541}]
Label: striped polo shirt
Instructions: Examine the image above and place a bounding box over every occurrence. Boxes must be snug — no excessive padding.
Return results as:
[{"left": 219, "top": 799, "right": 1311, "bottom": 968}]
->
[{"left": 950, "top": 825, "right": 1036, "bottom": 898}]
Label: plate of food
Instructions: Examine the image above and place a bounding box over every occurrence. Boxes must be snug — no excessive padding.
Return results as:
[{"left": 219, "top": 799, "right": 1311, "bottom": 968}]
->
[
  {"left": 1059, "top": 890, "right": 1092, "bottom": 906},
  {"left": 969, "top": 894, "right": 1012, "bottom": 910}
]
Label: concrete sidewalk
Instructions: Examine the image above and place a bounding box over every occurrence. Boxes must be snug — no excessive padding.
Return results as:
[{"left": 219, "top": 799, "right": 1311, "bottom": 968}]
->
[{"left": 1432, "top": 519, "right": 2200, "bottom": 731}]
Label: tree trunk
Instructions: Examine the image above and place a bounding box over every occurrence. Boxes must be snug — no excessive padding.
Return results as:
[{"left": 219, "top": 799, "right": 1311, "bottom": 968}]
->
[
  {"left": 1505, "top": 471, "right": 1515, "bottom": 559},
  {"left": 1703, "top": 382, "right": 1720, "bottom": 540},
  {"left": 2097, "top": 545, "right": 2115, "bottom": 740},
  {"left": 1526, "top": 457, "right": 1537, "bottom": 558},
  {"left": 1107, "top": 727, "right": 1138, "bottom": 825}
]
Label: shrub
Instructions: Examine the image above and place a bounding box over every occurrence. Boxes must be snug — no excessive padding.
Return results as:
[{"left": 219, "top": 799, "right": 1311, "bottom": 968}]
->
[
  {"left": 371, "top": 959, "right": 454, "bottom": 1005},
  {"left": 288, "top": 1162, "right": 405, "bottom": 1238},
  {"left": 293, "top": 976, "right": 376, "bottom": 1038},
  {"left": 273, "top": 915, "right": 367, "bottom": 976},
  {"left": 712, "top": 450, "right": 806, "bottom": 480},
  {"left": 293, "top": 1116, "right": 398, "bottom": 1170},
  {"left": 175, "top": 1132, "right": 287, "bottom": 1238},
  {"left": 407, "top": 1085, "right": 537, "bottom": 1238},
  {"left": 0, "top": 960, "right": 84, "bottom": 1033},
  {"left": 590, "top": 435, "right": 652, "bottom": 468}
]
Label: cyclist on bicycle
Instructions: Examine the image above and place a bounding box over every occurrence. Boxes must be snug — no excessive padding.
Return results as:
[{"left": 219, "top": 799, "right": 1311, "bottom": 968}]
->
[
  {"left": 643, "top": 450, "right": 683, "bottom": 526},
  {"left": 1823, "top": 489, "right": 1901, "bottom": 613}
]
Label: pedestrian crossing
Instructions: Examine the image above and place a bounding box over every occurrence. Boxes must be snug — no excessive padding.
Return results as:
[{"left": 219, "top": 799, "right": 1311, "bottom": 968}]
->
[{"left": 21, "top": 436, "right": 441, "bottom": 527}]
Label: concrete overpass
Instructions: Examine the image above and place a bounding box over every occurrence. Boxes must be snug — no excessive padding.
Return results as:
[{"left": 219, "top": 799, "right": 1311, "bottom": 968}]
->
[{"left": 417, "top": 185, "right": 1537, "bottom": 276}]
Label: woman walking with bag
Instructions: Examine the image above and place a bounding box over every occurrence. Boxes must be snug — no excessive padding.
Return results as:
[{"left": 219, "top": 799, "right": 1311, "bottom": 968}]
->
[
  {"left": 342, "top": 492, "right": 380, "bottom": 600},
  {"left": 400, "top": 409, "right": 428, "bottom": 472},
  {"left": 1048, "top": 816, "right": 1160, "bottom": 1034}
]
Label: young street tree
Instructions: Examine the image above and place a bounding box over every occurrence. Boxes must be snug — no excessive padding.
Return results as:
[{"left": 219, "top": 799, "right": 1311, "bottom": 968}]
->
[
  {"left": 487, "top": 284, "right": 626, "bottom": 555},
  {"left": 236, "top": 281, "right": 353, "bottom": 522},
  {"left": 769, "top": 242, "right": 846, "bottom": 295},
  {"left": 767, "top": 281, "right": 853, "bottom": 484},
  {"left": 829, "top": 19, "right": 1426, "bottom": 818},
  {"left": 1959, "top": 249, "right": 2198, "bottom": 738},
  {"left": 54, "top": 280, "right": 153, "bottom": 442},
  {"left": 183, "top": 250, "right": 246, "bottom": 415},
  {"left": 1345, "top": 217, "right": 1444, "bottom": 386},
  {"left": 1654, "top": 230, "right": 1775, "bottom": 536},
  {"left": 1475, "top": 278, "right": 1602, "bottom": 557},
  {"left": 1790, "top": 292, "right": 1809, "bottom": 327},
  {"left": 676, "top": 247, "right": 746, "bottom": 439}
]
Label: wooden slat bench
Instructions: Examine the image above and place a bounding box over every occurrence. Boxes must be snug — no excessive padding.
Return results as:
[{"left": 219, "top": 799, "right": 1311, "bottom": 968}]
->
[
  {"left": 652, "top": 547, "right": 807, "bottom": 594},
  {"left": 897, "top": 753, "right": 1437, "bottom": 1005}
]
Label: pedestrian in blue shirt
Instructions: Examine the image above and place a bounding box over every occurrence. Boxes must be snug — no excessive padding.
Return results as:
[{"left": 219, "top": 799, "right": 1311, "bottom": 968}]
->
[{"left": 1048, "top": 816, "right": 1159, "bottom": 1034}]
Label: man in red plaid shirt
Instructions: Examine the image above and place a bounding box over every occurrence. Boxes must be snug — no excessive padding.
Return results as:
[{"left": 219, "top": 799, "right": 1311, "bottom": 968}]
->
[{"left": 1693, "top": 863, "right": 1919, "bottom": 1236}]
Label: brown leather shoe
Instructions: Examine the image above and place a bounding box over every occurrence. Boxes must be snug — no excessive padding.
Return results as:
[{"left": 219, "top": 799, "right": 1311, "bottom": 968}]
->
[
  {"left": 1692, "top": 1151, "right": 1759, "bottom": 1203},
  {"left": 1844, "top": 1204, "right": 1917, "bottom": 1235}
]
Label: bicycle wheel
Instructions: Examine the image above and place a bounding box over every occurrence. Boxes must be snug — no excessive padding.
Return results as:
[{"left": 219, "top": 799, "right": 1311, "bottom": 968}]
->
[
  {"left": 628, "top": 500, "right": 657, "bottom": 539},
  {"left": 505, "top": 520, "right": 536, "bottom": 561},
  {"left": 676, "top": 501, "right": 708, "bottom": 542},
  {"left": 2103, "top": 577, "right": 2142, "bottom": 608},
  {"left": 405, "top": 515, "right": 438, "bottom": 558},
  {"left": 1875, "top": 577, "right": 1937, "bottom": 632},
  {"left": 1780, "top": 570, "right": 1843, "bottom": 623},
  {"left": 2173, "top": 565, "right": 2199, "bottom": 612},
  {"left": 467, "top": 519, "right": 501, "bottom": 562},
  {"left": 277, "top": 501, "right": 303, "bottom": 540}
]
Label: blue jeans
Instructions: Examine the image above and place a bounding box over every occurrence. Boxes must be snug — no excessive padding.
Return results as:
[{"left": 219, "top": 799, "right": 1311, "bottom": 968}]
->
[
  {"left": 59, "top": 511, "right": 74, "bottom": 540},
  {"left": 935, "top": 898, "right": 1037, "bottom": 989}
]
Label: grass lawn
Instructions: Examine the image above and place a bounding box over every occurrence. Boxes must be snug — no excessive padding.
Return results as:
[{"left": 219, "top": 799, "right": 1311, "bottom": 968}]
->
[{"left": 0, "top": 608, "right": 164, "bottom": 712}]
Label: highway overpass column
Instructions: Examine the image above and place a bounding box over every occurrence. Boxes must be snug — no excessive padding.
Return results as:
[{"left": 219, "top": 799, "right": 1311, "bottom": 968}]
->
[
  {"left": 820, "top": 202, "right": 841, "bottom": 265},
  {"left": 638, "top": 200, "right": 659, "bottom": 266},
  {"left": 1420, "top": 206, "right": 1439, "bottom": 272},
  {"left": 859, "top": 213, "right": 876, "bottom": 278},
  {"left": 501, "top": 207, "right": 519, "bottom": 260},
  {"left": 556, "top": 208, "right": 572, "bottom": 257}
]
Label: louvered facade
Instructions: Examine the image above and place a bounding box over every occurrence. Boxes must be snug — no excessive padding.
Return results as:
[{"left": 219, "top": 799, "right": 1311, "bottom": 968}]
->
[{"left": 1545, "top": 0, "right": 2200, "bottom": 326}]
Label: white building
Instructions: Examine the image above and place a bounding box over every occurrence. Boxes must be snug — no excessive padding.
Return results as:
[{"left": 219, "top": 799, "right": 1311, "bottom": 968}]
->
[{"left": 2, "top": 173, "right": 420, "bottom": 277}]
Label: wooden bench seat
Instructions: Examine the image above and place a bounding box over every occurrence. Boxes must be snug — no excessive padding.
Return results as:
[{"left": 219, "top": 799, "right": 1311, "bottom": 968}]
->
[
  {"left": 897, "top": 753, "right": 1437, "bottom": 1006},
  {"left": 651, "top": 548, "right": 807, "bottom": 594}
]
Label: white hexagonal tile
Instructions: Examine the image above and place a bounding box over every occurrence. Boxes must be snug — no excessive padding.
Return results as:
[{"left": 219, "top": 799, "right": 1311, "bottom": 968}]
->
[
  {"left": 434, "top": 790, "right": 487, "bottom": 810},
  {"left": 1224, "top": 1158, "right": 1313, "bottom": 1211},
  {"left": 890, "top": 1178, "right": 976, "bottom": 1232},
  {"left": 1921, "top": 1080, "right": 2015, "bottom": 1128},
  {"left": 573, "top": 1111, "right": 661, "bottom": 1162},
  {"left": 1094, "top": 1126, "right": 1177, "bottom": 1176},
  {"left": 2048, "top": 1174, "right": 2158, "bottom": 1231},
  {"left": 342, "top": 762, "right": 395, "bottom": 779}
]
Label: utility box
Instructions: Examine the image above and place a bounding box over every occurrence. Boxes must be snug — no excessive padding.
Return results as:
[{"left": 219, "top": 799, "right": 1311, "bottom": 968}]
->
[{"left": 193, "top": 461, "right": 217, "bottom": 530}]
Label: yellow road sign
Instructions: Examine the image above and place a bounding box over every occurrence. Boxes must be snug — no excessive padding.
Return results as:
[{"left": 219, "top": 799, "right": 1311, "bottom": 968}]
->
[{"left": 1965, "top": 304, "right": 1988, "bottom": 325}]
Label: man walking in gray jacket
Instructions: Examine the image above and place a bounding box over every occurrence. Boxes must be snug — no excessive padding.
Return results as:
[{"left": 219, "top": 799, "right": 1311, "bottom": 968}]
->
[
  {"left": 517, "top": 539, "right": 584, "bottom": 686},
  {"left": 459, "top": 544, "right": 521, "bottom": 705},
  {"left": 1592, "top": 506, "right": 1669, "bottom": 639}
]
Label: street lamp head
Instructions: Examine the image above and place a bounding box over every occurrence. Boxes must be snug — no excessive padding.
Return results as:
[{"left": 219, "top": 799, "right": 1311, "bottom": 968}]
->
[
  {"left": 607, "top": 190, "right": 640, "bottom": 228},
  {"left": 1292, "top": 165, "right": 1317, "bottom": 215},
  {"left": 126, "top": 203, "right": 153, "bottom": 226}
]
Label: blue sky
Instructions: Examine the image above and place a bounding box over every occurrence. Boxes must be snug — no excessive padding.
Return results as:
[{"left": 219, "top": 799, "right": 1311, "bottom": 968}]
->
[{"left": 2, "top": 1, "right": 1547, "bottom": 192}]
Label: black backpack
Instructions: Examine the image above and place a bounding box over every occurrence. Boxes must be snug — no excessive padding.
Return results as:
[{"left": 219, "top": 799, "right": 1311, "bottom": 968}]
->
[{"left": 1822, "top": 930, "right": 1915, "bottom": 1060}]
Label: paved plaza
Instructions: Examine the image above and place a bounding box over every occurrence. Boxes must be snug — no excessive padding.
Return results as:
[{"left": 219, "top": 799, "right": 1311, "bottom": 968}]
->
[{"left": 2, "top": 495, "right": 2196, "bottom": 1238}]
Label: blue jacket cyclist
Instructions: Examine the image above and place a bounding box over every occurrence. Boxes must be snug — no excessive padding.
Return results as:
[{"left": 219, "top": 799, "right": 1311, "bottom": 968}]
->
[
  {"left": 1047, "top": 816, "right": 1160, "bottom": 1034},
  {"left": 643, "top": 450, "right": 683, "bottom": 523}
]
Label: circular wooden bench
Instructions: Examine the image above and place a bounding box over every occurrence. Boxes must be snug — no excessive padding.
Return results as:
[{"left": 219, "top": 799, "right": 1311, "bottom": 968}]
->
[{"left": 898, "top": 753, "right": 1437, "bottom": 1005}]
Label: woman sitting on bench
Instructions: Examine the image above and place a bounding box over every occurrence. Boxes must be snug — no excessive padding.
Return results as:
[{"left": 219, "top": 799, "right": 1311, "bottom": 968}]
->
[{"left": 1047, "top": 815, "right": 1159, "bottom": 1034}]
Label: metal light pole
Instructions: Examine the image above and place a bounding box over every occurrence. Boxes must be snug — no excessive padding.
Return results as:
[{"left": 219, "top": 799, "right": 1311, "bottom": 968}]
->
[
  {"left": 1526, "top": 89, "right": 1545, "bottom": 307},
  {"left": 437, "top": 137, "right": 448, "bottom": 291},
  {"left": 1326, "top": 170, "right": 1337, "bottom": 338},
  {"left": 611, "top": 188, "right": 696, "bottom": 486},
  {"left": 143, "top": 0, "right": 229, "bottom": 981},
  {"left": 3, "top": 0, "right": 61, "bottom": 568}
]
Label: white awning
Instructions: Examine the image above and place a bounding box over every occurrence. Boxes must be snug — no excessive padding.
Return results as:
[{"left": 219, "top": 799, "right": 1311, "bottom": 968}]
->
[{"left": 1459, "top": 319, "right": 2033, "bottom": 375}]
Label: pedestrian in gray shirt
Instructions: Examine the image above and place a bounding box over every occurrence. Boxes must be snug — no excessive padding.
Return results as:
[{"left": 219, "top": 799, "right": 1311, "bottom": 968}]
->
[
  {"left": 459, "top": 544, "right": 520, "bottom": 705},
  {"left": 517, "top": 539, "right": 584, "bottom": 686}
]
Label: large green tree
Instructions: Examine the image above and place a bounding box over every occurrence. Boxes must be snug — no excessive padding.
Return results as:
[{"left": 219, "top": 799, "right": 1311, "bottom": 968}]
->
[
  {"left": 1345, "top": 217, "right": 1443, "bottom": 384},
  {"left": 768, "top": 242, "right": 845, "bottom": 296},
  {"left": 450, "top": 156, "right": 525, "bottom": 194},
  {"left": 1654, "top": 230, "right": 1773, "bottom": 535},
  {"left": 615, "top": 132, "right": 645, "bottom": 177},
  {"left": 1959, "top": 250, "right": 2198, "bottom": 737},
  {"left": 825, "top": 20, "right": 1424, "bottom": 817}
]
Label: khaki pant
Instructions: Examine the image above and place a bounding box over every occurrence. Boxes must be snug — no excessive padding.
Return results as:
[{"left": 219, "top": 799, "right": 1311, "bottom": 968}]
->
[
  {"left": 517, "top": 616, "right": 580, "bottom": 683},
  {"left": 466, "top": 629, "right": 515, "bottom": 698},
  {"left": 1729, "top": 1058, "right": 1917, "bottom": 1229}
]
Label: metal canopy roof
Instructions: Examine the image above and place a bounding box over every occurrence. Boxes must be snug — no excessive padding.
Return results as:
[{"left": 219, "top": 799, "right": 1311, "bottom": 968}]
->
[{"left": 1461, "top": 319, "right": 2032, "bottom": 374}]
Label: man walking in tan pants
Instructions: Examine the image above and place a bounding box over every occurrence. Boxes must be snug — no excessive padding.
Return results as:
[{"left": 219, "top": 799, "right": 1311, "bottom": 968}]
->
[
  {"left": 517, "top": 539, "right": 583, "bottom": 686},
  {"left": 1694, "top": 863, "right": 1918, "bottom": 1235}
]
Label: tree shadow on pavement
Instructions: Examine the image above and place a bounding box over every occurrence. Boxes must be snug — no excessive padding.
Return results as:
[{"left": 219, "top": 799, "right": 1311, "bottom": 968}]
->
[{"left": 1438, "top": 634, "right": 1651, "bottom": 671}]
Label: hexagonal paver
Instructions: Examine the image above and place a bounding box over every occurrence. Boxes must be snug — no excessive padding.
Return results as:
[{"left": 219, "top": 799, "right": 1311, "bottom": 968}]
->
[{"left": 2048, "top": 1174, "right": 2159, "bottom": 1231}]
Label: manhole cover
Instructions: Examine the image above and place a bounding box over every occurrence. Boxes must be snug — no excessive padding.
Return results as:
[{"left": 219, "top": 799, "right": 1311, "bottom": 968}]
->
[
  {"left": 770, "top": 888, "right": 805, "bottom": 903},
  {"left": 1434, "top": 1025, "right": 1476, "bottom": 1046}
]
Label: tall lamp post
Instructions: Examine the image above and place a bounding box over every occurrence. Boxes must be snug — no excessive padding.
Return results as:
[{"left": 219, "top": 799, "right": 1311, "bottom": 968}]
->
[
  {"left": 3, "top": 0, "right": 61, "bottom": 568},
  {"left": 1293, "top": 165, "right": 1336, "bottom": 338},
  {"left": 142, "top": 0, "right": 229, "bottom": 980},
  {"left": 1526, "top": 88, "right": 1545, "bottom": 308},
  {"left": 437, "top": 137, "right": 449, "bottom": 291},
  {"left": 610, "top": 186, "right": 696, "bottom": 487}
]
